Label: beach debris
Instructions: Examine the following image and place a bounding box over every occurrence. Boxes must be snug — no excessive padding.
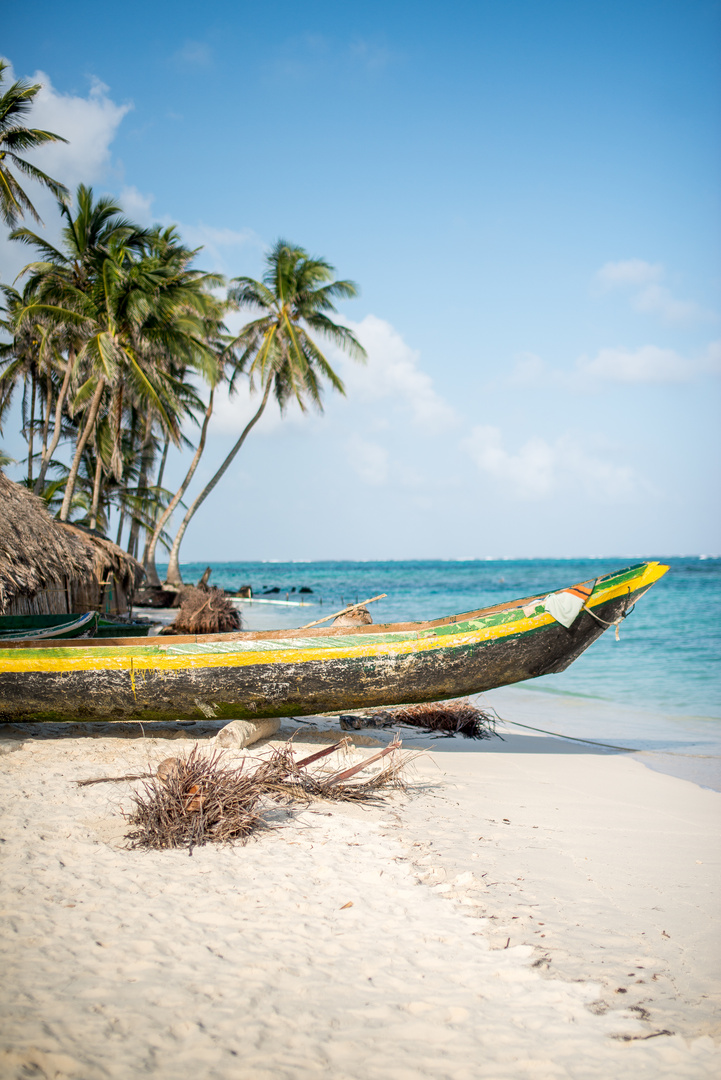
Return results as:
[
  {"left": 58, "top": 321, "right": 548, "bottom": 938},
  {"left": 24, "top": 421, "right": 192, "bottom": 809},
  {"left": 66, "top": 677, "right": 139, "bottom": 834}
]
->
[
  {"left": 196, "top": 566, "right": 212, "bottom": 588},
  {"left": 157, "top": 757, "right": 181, "bottom": 782},
  {"left": 76, "top": 771, "right": 152, "bottom": 787},
  {"left": 381, "top": 699, "right": 498, "bottom": 740},
  {"left": 215, "top": 718, "right": 281, "bottom": 749},
  {"left": 332, "top": 605, "right": 373, "bottom": 627},
  {"left": 257, "top": 737, "right": 413, "bottom": 804},
  {"left": 122, "top": 737, "right": 417, "bottom": 851},
  {"left": 124, "top": 746, "right": 267, "bottom": 851},
  {"left": 299, "top": 593, "right": 386, "bottom": 629},
  {"left": 338, "top": 699, "right": 497, "bottom": 739},
  {"left": 160, "top": 585, "right": 241, "bottom": 635}
]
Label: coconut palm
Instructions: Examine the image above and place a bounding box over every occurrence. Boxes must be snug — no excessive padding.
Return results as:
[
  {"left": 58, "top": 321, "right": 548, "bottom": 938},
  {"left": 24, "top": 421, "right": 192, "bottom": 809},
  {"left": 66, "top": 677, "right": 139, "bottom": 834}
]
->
[
  {"left": 11, "top": 185, "right": 149, "bottom": 494},
  {"left": 13, "top": 200, "right": 222, "bottom": 523},
  {"left": 0, "top": 283, "right": 68, "bottom": 485},
  {"left": 0, "top": 60, "right": 69, "bottom": 227},
  {"left": 163, "top": 240, "right": 366, "bottom": 585}
]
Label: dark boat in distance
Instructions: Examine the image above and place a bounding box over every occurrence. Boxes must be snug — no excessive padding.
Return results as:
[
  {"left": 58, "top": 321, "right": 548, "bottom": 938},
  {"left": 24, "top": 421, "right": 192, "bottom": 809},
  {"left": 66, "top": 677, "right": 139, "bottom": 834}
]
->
[
  {"left": 0, "top": 613, "right": 152, "bottom": 641},
  {"left": 0, "top": 562, "right": 668, "bottom": 723}
]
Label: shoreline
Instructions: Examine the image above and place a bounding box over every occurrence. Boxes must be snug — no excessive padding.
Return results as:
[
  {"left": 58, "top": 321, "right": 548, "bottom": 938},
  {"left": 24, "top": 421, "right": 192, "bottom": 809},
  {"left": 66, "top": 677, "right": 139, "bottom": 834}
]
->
[{"left": 1, "top": 717, "right": 719, "bottom": 1078}]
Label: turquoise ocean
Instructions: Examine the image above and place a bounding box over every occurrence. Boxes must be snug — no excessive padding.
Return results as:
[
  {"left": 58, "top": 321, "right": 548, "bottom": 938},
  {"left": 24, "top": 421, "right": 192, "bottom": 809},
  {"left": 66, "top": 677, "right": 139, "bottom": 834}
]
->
[{"left": 164, "top": 557, "right": 721, "bottom": 788}]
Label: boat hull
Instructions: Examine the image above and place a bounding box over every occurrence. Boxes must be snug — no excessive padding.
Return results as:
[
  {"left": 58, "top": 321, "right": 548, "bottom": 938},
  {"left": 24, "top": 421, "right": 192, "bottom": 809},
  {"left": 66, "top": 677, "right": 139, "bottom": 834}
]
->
[{"left": 0, "top": 563, "right": 667, "bottom": 723}]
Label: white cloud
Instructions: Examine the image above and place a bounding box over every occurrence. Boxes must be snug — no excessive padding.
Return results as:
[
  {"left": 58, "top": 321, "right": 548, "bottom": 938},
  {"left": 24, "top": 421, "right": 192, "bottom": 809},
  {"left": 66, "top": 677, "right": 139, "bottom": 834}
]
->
[
  {"left": 597, "top": 259, "right": 663, "bottom": 288},
  {"left": 509, "top": 352, "right": 556, "bottom": 386},
  {"left": 702, "top": 340, "right": 721, "bottom": 375},
  {"left": 463, "top": 426, "right": 638, "bottom": 502},
  {"left": 172, "top": 41, "right": 213, "bottom": 67},
  {"left": 578, "top": 344, "right": 690, "bottom": 383},
  {"left": 595, "top": 258, "right": 714, "bottom": 324},
  {"left": 631, "top": 283, "right": 710, "bottom": 323},
  {"left": 0, "top": 62, "right": 130, "bottom": 285},
  {"left": 119, "top": 185, "right": 154, "bottom": 224},
  {"left": 345, "top": 435, "right": 389, "bottom": 485},
  {"left": 335, "top": 314, "right": 456, "bottom": 428},
  {"left": 463, "top": 426, "right": 556, "bottom": 498},
  {"left": 172, "top": 223, "right": 262, "bottom": 274},
  {"left": 27, "top": 70, "right": 131, "bottom": 188}
]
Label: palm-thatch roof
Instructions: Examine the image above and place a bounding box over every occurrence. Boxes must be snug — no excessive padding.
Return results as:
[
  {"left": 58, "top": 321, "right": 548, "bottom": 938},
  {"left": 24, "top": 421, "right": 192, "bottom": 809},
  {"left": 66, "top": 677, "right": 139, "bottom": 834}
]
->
[
  {"left": 0, "top": 471, "right": 145, "bottom": 616},
  {"left": 0, "top": 471, "right": 94, "bottom": 614},
  {"left": 60, "top": 523, "right": 145, "bottom": 601}
]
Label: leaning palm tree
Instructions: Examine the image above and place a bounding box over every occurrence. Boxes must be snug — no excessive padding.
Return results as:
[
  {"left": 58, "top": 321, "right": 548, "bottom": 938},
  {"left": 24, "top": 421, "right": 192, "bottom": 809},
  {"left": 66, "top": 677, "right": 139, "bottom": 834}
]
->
[
  {"left": 163, "top": 240, "right": 366, "bottom": 585},
  {"left": 0, "top": 60, "right": 69, "bottom": 227}
]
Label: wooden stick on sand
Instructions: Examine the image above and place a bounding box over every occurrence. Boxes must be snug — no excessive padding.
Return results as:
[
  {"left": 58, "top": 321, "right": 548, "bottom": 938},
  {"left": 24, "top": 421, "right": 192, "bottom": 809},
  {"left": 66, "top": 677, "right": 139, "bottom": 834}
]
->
[{"left": 299, "top": 593, "right": 387, "bottom": 630}]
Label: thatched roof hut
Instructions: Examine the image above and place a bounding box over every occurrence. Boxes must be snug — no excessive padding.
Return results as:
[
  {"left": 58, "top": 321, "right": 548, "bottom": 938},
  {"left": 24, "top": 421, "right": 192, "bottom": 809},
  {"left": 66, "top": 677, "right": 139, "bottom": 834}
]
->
[{"left": 0, "top": 471, "right": 144, "bottom": 617}]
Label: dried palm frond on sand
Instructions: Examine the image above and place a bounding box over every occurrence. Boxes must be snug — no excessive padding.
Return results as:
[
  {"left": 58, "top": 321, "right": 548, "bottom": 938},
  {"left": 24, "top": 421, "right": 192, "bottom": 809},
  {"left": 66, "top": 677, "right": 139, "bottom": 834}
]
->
[
  {"left": 257, "top": 738, "right": 413, "bottom": 804},
  {"left": 160, "top": 585, "right": 241, "bottom": 635},
  {"left": 124, "top": 747, "right": 266, "bottom": 851},
  {"left": 124, "top": 738, "right": 416, "bottom": 851},
  {"left": 383, "top": 698, "right": 497, "bottom": 739}
]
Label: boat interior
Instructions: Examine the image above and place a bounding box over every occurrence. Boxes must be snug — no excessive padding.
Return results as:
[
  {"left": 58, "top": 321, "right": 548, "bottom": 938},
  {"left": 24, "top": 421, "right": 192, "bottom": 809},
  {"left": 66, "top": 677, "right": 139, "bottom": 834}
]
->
[{"left": 0, "top": 587, "right": 559, "bottom": 650}]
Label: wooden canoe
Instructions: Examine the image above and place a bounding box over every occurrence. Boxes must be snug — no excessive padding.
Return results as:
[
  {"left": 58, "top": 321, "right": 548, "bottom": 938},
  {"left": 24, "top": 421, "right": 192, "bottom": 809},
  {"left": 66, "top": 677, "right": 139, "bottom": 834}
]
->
[
  {"left": 0, "top": 561, "right": 668, "bottom": 723},
  {"left": 0, "top": 613, "right": 152, "bottom": 641}
]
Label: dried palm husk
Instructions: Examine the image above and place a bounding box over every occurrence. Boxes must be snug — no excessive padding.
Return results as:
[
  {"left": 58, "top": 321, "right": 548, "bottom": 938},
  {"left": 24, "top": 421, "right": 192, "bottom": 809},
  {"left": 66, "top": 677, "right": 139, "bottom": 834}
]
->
[
  {"left": 123, "top": 737, "right": 417, "bottom": 851},
  {"left": 161, "top": 585, "right": 241, "bottom": 635},
  {"left": 124, "top": 746, "right": 266, "bottom": 851},
  {"left": 384, "top": 698, "right": 497, "bottom": 739}
]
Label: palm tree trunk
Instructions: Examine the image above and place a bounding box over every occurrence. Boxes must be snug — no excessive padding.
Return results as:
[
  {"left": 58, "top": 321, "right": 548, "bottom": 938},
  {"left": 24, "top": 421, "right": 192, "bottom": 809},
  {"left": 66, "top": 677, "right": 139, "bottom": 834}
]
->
[
  {"left": 27, "top": 373, "right": 36, "bottom": 485},
  {"left": 59, "top": 377, "right": 106, "bottom": 522},
  {"left": 165, "top": 381, "right": 271, "bottom": 586},
  {"left": 127, "top": 408, "right": 154, "bottom": 558},
  {"left": 116, "top": 509, "right": 126, "bottom": 547},
  {"left": 40, "top": 368, "right": 52, "bottom": 465},
  {"left": 144, "top": 388, "right": 215, "bottom": 587},
  {"left": 141, "top": 435, "right": 170, "bottom": 572},
  {"left": 89, "top": 453, "right": 103, "bottom": 530},
  {"left": 34, "top": 349, "right": 76, "bottom": 494}
]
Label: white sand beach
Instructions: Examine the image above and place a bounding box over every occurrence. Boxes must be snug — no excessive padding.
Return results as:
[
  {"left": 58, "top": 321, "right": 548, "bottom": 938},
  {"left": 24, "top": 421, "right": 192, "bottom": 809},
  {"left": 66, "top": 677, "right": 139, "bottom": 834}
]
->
[{"left": 1, "top": 714, "right": 719, "bottom": 1080}]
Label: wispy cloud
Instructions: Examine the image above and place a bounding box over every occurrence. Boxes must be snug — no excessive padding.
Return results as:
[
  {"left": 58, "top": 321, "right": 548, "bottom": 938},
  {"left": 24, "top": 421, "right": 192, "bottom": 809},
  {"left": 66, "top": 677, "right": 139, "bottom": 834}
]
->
[
  {"left": 0, "top": 62, "right": 131, "bottom": 285},
  {"left": 170, "top": 223, "right": 263, "bottom": 274},
  {"left": 595, "top": 259, "right": 715, "bottom": 324},
  {"left": 509, "top": 340, "right": 720, "bottom": 387},
  {"left": 23, "top": 67, "right": 131, "bottom": 188},
  {"left": 171, "top": 41, "right": 213, "bottom": 67},
  {"left": 335, "top": 314, "right": 456, "bottom": 428},
  {"left": 268, "top": 33, "right": 399, "bottom": 82},
  {"left": 463, "top": 426, "right": 639, "bottom": 502},
  {"left": 578, "top": 344, "right": 690, "bottom": 383},
  {"left": 596, "top": 259, "right": 663, "bottom": 288},
  {"left": 119, "top": 185, "right": 154, "bottom": 224},
  {"left": 345, "top": 435, "right": 389, "bottom": 485}
]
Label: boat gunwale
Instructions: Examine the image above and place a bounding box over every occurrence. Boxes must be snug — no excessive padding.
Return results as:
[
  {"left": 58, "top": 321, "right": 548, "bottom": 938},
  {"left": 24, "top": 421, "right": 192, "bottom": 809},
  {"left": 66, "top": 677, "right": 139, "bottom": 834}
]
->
[{"left": 0, "top": 562, "right": 665, "bottom": 653}]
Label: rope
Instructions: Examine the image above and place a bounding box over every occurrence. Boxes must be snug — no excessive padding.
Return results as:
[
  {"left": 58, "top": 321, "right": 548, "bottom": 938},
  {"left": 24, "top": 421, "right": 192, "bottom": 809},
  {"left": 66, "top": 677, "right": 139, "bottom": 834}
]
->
[
  {"left": 497, "top": 716, "right": 639, "bottom": 752},
  {"left": 582, "top": 588, "right": 633, "bottom": 640}
]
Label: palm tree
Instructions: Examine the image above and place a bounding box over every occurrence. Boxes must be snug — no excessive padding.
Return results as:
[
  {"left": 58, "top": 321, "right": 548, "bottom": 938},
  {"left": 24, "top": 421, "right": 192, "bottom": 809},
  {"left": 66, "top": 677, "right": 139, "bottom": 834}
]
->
[
  {"left": 0, "top": 283, "right": 66, "bottom": 486},
  {"left": 0, "top": 60, "right": 69, "bottom": 227},
  {"left": 11, "top": 185, "right": 148, "bottom": 494},
  {"left": 163, "top": 240, "right": 366, "bottom": 585},
  {"left": 14, "top": 196, "right": 221, "bottom": 524}
]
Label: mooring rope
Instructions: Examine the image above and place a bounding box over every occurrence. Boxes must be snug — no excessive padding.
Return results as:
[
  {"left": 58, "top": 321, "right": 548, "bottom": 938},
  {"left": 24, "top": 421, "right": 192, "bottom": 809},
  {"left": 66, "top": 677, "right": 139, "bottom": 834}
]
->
[
  {"left": 497, "top": 716, "right": 639, "bottom": 752},
  {"left": 582, "top": 586, "right": 634, "bottom": 640}
]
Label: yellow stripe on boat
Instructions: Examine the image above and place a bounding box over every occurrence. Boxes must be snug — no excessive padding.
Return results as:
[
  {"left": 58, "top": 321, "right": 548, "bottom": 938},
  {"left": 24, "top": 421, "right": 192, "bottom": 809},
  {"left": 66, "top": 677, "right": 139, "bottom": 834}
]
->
[{"left": 0, "top": 561, "right": 667, "bottom": 676}]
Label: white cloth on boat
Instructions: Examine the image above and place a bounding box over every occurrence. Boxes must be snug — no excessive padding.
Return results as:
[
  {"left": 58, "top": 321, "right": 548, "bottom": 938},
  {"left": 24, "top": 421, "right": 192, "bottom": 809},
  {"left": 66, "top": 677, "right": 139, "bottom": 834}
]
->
[{"left": 542, "top": 590, "right": 586, "bottom": 628}]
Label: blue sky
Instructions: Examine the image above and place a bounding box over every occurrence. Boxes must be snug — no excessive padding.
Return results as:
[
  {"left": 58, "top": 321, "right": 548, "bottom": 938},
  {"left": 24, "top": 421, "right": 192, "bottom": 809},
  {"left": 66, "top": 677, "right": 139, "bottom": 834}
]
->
[{"left": 2, "top": 0, "right": 720, "bottom": 559}]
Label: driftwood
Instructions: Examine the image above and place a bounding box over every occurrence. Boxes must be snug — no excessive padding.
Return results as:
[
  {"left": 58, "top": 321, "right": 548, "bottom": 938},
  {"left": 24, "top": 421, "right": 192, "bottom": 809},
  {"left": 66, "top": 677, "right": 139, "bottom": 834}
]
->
[{"left": 299, "top": 594, "right": 386, "bottom": 630}]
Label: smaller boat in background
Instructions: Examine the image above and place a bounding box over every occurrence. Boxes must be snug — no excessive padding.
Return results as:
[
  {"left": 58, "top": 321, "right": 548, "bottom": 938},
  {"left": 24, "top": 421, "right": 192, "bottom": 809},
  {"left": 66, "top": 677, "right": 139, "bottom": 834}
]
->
[{"left": 0, "top": 613, "right": 151, "bottom": 642}]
